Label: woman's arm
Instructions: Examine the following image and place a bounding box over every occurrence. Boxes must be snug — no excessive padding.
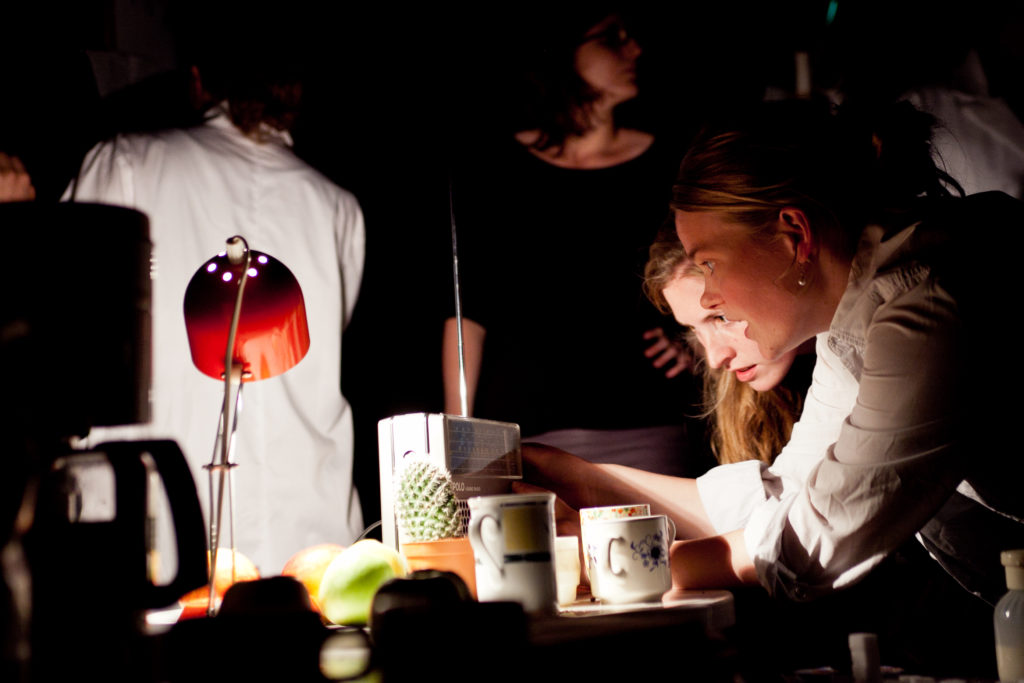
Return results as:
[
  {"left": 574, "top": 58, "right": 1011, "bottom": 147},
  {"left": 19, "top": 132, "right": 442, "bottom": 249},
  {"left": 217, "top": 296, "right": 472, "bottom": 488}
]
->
[
  {"left": 664, "top": 529, "right": 760, "bottom": 600},
  {"left": 442, "top": 317, "right": 485, "bottom": 416},
  {"left": 522, "top": 443, "right": 717, "bottom": 539}
]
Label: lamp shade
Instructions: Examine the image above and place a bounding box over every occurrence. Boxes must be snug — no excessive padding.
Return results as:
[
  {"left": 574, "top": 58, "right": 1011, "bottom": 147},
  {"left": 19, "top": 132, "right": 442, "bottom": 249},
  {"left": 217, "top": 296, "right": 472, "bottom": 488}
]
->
[{"left": 183, "top": 248, "right": 309, "bottom": 382}]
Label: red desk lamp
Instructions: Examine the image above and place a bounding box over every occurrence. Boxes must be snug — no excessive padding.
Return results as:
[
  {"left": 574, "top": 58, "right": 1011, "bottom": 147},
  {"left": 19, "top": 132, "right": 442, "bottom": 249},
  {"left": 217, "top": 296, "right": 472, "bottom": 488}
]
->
[{"left": 183, "top": 235, "right": 309, "bottom": 614}]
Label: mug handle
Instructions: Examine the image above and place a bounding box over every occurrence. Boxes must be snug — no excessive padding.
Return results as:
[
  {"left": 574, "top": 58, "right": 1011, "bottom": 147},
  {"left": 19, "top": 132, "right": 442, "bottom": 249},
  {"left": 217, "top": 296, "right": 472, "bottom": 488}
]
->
[
  {"left": 605, "top": 536, "right": 626, "bottom": 577},
  {"left": 469, "top": 513, "right": 504, "bottom": 576},
  {"left": 665, "top": 517, "right": 677, "bottom": 542}
]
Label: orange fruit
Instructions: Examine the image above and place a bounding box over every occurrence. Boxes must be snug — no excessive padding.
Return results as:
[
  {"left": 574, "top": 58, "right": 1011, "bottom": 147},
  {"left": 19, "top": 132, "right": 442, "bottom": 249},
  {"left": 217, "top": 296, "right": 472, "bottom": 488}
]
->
[
  {"left": 178, "top": 548, "right": 260, "bottom": 619},
  {"left": 281, "top": 543, "right": 345, "bottom": 612}
]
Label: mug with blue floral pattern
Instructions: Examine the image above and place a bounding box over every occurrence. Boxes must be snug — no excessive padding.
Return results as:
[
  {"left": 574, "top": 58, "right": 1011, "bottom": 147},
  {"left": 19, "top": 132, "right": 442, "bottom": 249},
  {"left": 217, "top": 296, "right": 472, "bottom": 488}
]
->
[
  {"left": 585, "top": 514, "right": 675, "bottom": 604},
  {"left": 579, "top": 503, "right": 649, "bottom": 599}
]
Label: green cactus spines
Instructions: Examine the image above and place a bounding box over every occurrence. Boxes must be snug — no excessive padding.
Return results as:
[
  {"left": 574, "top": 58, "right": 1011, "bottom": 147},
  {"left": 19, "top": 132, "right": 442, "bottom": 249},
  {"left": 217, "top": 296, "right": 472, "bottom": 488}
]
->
[{"left": 395, "top": 460, "right": 462, "bottom": 542}]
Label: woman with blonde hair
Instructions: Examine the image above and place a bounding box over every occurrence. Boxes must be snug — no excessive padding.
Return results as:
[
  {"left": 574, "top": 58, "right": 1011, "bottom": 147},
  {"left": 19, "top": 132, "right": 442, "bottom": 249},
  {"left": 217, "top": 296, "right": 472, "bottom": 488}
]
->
[
  {"left": 642, "top": 227, "right": 813, "bottom": 467},
  {"left": 524, "top": 99, "right": 1024, "bottom": 676}
]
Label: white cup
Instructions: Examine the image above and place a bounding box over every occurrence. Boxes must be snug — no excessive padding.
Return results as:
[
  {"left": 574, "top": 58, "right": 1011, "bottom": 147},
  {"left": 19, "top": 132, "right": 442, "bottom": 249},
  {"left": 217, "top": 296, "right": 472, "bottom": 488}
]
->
[
  {"left": 579, "top": 504, "right": 650, "bottom": 599},
  {"left": 468, "top": 493, "right": 557, "bottom": 614},
  {"left": 554, "top": 536, "right": 581, "bottom": 606},
  {"left": 585, "top": 514, "right": 675, "bottom": 604}
]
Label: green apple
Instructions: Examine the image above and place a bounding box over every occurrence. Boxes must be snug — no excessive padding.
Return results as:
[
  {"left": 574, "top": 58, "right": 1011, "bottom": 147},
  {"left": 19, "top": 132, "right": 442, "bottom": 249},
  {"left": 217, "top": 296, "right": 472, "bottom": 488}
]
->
[{"left": 318, "top": 539, "right": 408, "bottom": 625}]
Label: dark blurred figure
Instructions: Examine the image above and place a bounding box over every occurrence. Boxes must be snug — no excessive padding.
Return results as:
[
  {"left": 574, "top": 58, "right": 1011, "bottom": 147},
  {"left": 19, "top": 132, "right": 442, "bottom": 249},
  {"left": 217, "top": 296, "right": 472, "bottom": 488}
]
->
[
  {"left": 901, "top": 48, "right": 1024, "bottom": 199},
  {"left": 0, "top": 6, "right": 101, "bottom": 202},
  {"left": 806, "top": 0, "right": 1024, "bottom": 197}
]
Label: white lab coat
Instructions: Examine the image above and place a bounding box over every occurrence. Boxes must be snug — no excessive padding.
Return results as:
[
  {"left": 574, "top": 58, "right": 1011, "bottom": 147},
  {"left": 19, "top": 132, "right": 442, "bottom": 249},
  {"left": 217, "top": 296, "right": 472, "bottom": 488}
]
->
[{"left": 66, "top": 105, "right": 366, "bottom": 576}]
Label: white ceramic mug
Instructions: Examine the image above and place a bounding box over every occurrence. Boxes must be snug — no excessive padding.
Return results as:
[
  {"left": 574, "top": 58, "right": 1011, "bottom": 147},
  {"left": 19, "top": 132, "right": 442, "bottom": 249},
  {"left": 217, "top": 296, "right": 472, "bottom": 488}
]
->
[
  {"left": 579, "top": 503, "right": 650, "bottom": 598},
  {"left": 554, "top": 535, "right": 581, "bottom": 606},
  {"left": 468, "top": 493, "right": 557, "bottom": 614},
  {"left": 585, "top": 514, "right": 675, "bottom": 604}
]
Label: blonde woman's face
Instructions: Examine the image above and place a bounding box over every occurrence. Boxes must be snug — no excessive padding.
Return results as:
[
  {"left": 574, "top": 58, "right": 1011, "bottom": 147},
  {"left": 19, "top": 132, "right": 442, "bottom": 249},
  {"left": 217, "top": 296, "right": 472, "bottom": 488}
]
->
[
  {"left": 675, "top": 209, "right": 808, "bottom": 362},
  {"left": 662, "top": 275, "right": 796, "bottom": 392}
]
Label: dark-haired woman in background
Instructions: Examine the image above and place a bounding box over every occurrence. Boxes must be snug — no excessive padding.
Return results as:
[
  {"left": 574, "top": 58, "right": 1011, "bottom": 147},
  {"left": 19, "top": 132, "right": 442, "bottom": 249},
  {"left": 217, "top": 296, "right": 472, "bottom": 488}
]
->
[{"left": 445, "top": 5, "right": 709, "bottom": 476}]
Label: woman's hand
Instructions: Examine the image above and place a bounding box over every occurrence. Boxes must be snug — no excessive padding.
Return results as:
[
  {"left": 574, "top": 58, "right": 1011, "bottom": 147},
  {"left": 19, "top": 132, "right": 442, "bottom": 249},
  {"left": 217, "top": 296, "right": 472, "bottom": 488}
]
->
[
  {"left": 0, "top": 153, "right": 35, "bottom": 202},
  {"left": 642, "top": 327, "right": 692, "bottom": 378},
  {"left": 510, "top": 479, "right": 581, "bottom": 539}
]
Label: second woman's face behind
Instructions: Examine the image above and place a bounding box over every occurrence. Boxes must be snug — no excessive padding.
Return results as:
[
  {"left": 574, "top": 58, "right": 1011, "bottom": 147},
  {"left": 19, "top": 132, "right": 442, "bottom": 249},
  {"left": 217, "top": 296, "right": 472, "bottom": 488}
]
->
[
  {"left": 574, "top": 15, "right": 641, "bottom": 106},
  {"left": 662, "top": 275, "right": 796, "bottom": 392}
]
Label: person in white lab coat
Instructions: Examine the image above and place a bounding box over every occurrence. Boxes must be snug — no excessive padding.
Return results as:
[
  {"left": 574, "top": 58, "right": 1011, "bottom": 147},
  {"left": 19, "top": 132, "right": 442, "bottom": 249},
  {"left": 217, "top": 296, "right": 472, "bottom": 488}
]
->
[{"left": 66, "top": 38, "right": 366, "bottom": 578}]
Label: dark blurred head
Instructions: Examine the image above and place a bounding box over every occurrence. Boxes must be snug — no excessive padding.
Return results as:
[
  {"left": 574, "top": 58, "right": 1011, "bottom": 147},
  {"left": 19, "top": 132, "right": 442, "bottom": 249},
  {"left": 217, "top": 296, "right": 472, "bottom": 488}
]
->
[
  {"left": 173, "top": 5, "right": 309, "bottom": 135},
  {"left": 508, "top": 2, "right": 641, "bottom": 150}
]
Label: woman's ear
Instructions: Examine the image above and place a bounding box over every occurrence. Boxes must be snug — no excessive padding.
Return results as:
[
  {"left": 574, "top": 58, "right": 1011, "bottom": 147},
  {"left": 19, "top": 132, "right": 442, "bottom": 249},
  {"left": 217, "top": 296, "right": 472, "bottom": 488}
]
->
[{"left": 777, "top": 208, "right": 815, "bottom": 263}]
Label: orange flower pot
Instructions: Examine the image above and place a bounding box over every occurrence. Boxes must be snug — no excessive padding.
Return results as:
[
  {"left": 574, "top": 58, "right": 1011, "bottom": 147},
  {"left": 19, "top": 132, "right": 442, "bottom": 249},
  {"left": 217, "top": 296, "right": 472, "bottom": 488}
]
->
[{"left": 400, "top": 537, "right": 477, "bottom": 599}]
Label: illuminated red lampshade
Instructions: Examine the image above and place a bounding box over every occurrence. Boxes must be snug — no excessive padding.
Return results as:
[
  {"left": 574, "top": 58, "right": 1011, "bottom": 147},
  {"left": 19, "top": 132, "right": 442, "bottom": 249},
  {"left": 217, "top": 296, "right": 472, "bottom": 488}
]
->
[{"left": 183, "top": 249, "right": 309, "bottom": 382}]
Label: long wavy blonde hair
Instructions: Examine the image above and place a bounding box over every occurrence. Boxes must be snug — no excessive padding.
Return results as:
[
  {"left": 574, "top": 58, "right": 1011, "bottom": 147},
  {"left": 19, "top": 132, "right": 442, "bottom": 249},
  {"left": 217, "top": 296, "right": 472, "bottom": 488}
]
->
[{"left": 644, "top": 225, "right": 802, "bottom": 465}]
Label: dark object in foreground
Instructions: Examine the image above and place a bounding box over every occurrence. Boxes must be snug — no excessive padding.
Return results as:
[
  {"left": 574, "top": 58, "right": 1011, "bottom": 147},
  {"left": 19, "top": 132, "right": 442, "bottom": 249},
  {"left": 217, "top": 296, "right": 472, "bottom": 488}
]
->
[{"left": 162, "top": 576, "right": 346, "bottom": 682}]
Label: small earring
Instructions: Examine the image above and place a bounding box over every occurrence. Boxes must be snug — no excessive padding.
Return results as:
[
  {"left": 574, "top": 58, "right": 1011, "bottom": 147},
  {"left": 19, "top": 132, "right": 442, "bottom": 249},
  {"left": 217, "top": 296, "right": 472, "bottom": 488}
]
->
[{"left": 797, "top": 264, "right": 808, "bottom": 288}]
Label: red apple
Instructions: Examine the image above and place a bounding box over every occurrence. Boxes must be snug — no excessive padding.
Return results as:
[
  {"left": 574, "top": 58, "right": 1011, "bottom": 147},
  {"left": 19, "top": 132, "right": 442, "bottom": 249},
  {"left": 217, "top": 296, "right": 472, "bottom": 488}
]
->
[
  {"left": 281, "top": 543, "right": 345, "bottom": 613},
  {"left": 178, "top": 549, "right": 260, "bottom": 619}
]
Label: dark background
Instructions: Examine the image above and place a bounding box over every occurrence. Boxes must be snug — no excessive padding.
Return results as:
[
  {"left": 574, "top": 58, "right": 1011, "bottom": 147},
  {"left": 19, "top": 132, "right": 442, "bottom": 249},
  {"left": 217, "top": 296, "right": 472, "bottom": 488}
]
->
[{"left": 3, "top": 0, "right": 1022, "bottom": 529}]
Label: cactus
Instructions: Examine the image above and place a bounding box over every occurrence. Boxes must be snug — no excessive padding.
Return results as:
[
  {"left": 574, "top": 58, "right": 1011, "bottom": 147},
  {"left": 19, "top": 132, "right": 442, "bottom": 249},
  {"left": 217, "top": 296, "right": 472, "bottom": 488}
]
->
[{"left": 395, "top": 460, "right": 462, "bottom": 542}]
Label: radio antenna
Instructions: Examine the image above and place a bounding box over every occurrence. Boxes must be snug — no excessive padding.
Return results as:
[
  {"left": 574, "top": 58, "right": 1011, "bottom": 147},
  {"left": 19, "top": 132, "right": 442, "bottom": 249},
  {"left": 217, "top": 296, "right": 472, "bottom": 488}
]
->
[{"left": 449, "top": 177, "right": 469, "bottom": 417}]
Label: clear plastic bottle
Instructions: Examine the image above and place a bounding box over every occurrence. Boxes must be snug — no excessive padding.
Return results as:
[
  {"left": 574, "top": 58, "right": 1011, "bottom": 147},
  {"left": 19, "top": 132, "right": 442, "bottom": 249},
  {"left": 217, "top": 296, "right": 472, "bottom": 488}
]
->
[{"left": 995, "top": 549, "right": 1024, "bottom": 682}]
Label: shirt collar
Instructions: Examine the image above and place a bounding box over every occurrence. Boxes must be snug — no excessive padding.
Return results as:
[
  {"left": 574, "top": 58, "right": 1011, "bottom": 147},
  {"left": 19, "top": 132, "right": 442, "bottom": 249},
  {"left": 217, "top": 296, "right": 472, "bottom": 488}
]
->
[
  {"left": 828, "top": 220, "right": 926, "bottom": 378},
  {"left": 203, "top": 101, "right": 295, "bottom": 148}
]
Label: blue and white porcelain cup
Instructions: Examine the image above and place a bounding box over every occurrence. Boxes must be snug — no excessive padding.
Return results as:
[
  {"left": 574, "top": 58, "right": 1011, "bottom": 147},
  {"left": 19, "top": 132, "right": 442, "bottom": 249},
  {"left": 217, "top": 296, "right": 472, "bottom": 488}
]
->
[
  {"left": 579, "top": 503, "right": 650, "bottom": 599},
  {"left": 585, "top": 514, "right": 675, "bottom": 604}
]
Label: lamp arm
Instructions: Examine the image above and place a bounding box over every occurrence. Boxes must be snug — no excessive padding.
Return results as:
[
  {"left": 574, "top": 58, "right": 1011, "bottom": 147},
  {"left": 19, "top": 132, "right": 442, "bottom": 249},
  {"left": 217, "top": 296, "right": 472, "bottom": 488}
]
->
[
  {"left": 206, "top": 235, "right": 252, "bottom": 615},
  {"left": 219, "top": 236, "right": 251, "bottom": 472}
]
